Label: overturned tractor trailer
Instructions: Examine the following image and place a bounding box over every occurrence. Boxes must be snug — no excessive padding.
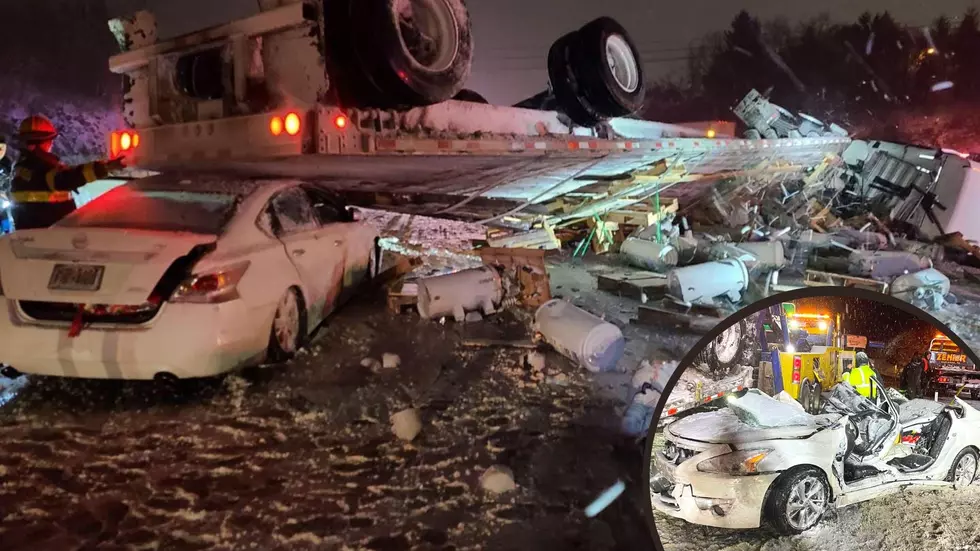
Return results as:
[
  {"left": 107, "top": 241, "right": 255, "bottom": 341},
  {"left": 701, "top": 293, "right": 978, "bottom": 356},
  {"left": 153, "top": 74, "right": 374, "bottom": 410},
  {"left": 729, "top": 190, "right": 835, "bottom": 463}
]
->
[{"left": 102, "top": 1, "right": 851, "bottom": 222}]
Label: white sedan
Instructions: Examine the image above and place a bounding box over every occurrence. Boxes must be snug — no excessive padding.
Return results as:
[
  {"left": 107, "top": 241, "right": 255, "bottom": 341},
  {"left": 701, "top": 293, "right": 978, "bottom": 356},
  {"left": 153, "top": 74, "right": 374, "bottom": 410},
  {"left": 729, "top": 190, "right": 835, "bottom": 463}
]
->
[
  {"left": 0, "top": 174, "right": 380, "bottom": 380},
  {"left": 650, "top": 383, "right": 980, "bottom": 534}
]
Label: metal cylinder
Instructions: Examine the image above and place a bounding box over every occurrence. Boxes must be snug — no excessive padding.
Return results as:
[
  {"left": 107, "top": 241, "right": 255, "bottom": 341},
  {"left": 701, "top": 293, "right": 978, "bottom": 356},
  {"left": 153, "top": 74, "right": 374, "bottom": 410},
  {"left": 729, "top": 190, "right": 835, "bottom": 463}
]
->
[
  {"left": 621, "top": 237, "right": 679, "bottom": 272},
  {"left": 710, "top": 241, "right": 786, "bottom": 269},
  {"left": 417, "top": 266, "right": 503, "bottom": 322},
  {"left": 667, "top": 259, "right": 749, "bottom": 304},
  {"left": 533, "top": 299, "right": 626, "bottom": 373},
  {"left": 890, "top": 268, "right": 950, "bottom": 299}
]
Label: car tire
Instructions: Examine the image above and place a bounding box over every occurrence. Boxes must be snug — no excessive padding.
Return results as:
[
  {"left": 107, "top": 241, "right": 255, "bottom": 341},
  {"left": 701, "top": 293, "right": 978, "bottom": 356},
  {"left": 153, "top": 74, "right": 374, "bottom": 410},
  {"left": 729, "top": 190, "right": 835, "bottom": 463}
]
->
[
  {"left": 547, "top": 32, "right": 603, "bottom": 127},
  {"left": 267, "top": 287, "right": 307, "bottom": 363},
  {"left": 453, "top": 88, "right": 489, "bottom": 103},
  {"left": 347, "top": 0, "right": 473, "bottom": 107},
  {"left": 947, "top": 448, "right": 978, "bottom": 489},
  {"left": 764, "top": 468, "right": 829, "bottom": 535},
  {"left": 566, "top": 17, "right": 645, "bottom": 118}
]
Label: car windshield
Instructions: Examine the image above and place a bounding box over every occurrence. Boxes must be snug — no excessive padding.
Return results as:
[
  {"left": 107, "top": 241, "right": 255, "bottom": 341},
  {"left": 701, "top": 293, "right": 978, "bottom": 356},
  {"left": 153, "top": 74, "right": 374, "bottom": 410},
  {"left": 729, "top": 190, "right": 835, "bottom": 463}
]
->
[{"left": 56, "top": 186, "right": 239, "bottom": 235}]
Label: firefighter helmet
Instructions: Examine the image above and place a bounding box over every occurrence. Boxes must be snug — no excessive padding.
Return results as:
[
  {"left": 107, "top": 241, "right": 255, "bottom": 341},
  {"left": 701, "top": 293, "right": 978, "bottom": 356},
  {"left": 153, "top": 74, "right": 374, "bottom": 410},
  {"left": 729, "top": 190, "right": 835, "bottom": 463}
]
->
[{"left": 18, "top": 115, "right": 58, "bottom": 144}]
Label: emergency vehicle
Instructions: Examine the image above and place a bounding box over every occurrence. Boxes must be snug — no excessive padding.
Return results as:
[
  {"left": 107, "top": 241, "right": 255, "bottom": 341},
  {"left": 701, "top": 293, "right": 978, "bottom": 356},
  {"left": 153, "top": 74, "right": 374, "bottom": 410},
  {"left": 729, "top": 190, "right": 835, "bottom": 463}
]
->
[{"left": 926, "top": 333, "right": 979, "bottom": 399}]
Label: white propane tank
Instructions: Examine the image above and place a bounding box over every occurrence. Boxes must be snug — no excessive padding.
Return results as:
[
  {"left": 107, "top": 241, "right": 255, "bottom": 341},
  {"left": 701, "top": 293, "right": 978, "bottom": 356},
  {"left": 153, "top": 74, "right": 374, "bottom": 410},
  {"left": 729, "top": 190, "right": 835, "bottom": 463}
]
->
[
  {"left": 667, "top": 259, "right": 749, "bottom": 303},
  {"left": 533, "top": 299, "right": 626, "bottom": 373},
  {"left": 890, "top": 268, "right": 951, "bottom": 300},
  {"left": 711, "top": 241, "right": 786, "bottom": 269},
  {"left": 417, "top": 266, "right": 503, "bottom": 322},
  {"left": 621, "top": 237, "right": 679, "bottom": 272}
]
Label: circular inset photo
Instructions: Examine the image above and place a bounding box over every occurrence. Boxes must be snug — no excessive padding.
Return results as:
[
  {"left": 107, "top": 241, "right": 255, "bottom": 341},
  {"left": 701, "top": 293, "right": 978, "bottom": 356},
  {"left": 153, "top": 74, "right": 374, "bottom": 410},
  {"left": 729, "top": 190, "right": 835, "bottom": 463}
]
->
[{"left": 644, "top": 288, "right": 980, "bottom": 550}]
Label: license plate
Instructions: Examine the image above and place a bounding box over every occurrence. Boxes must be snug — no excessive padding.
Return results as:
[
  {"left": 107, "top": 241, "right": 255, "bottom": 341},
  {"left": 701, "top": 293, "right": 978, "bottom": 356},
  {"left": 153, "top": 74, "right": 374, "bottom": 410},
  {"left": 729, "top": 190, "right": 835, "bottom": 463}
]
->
[{"left": 48, "top": 264, "right": 105, "bottom": 291}]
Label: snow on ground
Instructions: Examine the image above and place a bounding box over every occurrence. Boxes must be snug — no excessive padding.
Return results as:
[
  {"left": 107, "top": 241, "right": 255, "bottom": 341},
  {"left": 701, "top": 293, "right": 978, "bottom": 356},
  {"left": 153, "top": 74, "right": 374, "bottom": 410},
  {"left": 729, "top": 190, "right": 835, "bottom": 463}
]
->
[{"left": 654, "top": 485, "right": 980, "bottom": 551}]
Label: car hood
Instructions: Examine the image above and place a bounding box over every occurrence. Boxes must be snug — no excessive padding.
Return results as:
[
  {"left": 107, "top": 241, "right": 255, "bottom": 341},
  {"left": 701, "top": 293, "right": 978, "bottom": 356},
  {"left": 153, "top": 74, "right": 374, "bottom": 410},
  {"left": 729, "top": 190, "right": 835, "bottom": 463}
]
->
[{"left": 666, "top": 408, "right": 830, "bottom": 444}]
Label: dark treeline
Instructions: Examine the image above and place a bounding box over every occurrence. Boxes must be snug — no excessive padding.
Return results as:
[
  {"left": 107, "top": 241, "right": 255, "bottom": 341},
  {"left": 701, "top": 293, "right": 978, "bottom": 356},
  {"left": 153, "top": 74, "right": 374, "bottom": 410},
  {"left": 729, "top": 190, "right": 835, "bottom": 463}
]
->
[{"left": 643, "top": 9, "right": 980, "bottom": 136}]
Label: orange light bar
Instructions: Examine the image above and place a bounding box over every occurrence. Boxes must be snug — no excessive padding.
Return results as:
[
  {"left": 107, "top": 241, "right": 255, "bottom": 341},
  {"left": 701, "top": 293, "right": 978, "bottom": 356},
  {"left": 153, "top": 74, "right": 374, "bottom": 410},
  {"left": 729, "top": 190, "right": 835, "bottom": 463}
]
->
[
  {"left": 284, "top": 112, "right": 301, "bottom": 136},
  {"left": 269, "top": 116, "right": 283, "bottom": 136},
  {"left": 791, "top": 313, "right": 830, "bottom": 319}
]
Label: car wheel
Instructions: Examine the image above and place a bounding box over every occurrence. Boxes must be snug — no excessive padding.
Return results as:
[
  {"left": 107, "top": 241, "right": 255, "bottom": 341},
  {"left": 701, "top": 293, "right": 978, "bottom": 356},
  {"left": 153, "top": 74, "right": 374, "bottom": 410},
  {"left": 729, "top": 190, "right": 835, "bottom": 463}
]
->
[
  {"left": 347, "top": 0, "right": 473, "bottom": 107},
  {"left": 947, "top": 448, "right": 978, "bottom": 489},
  {"left": 267, "top": 287, "right": 307, "bottom": 362},
  {"left": 765, "top": 468, "right": 829, "bottom": 535},
  {"left": 547, "top": 32, "right": 603, "bottom": 127},
  {"left": 566, "top": 17, "right": 646, "bottom": 118}
]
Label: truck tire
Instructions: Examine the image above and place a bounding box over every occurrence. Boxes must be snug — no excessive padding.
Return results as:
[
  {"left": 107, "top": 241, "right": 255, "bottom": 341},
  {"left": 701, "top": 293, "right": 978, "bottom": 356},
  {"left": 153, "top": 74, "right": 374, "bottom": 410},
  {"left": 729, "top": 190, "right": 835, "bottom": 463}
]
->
[
  {"left": 453, "top": 89, "right": 489, "bottom": 103},
  {"left": 567, "top": 17, "right": 646, "bottom": 118},
  {"left": 707, "top": 318, "right": 758, "bottom": 378},
  {"left": 347, "top": 0, "right": 473, "bottom": 107},
  {"left": 548, "top": 32, "right": 603, "bottom": 127}
]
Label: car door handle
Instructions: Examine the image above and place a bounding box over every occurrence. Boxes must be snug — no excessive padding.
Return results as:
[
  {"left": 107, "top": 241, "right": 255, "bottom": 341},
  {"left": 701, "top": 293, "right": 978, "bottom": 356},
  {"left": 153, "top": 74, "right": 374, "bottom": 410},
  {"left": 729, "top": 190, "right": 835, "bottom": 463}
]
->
[{"left": 292, "top": 249, "right": 306, "bottom": 256}]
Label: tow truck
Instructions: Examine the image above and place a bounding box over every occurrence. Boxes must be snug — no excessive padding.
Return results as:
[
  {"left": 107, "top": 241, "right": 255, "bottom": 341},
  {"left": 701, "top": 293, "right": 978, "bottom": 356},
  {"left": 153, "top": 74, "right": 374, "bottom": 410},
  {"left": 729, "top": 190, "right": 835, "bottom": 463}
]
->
[
  {"left": 99, "top": 1, "right": 852, "bottom": 225},
  {"left": 925, "top": 333, "right": 979, "bottom": 399}
]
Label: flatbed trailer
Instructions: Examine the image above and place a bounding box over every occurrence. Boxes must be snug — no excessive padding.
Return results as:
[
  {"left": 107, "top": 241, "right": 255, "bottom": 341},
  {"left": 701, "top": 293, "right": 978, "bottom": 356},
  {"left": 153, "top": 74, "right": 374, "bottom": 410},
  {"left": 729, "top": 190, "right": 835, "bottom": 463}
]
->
[{"left": 104, "top": 1, "right": 851, "bottom": 222}]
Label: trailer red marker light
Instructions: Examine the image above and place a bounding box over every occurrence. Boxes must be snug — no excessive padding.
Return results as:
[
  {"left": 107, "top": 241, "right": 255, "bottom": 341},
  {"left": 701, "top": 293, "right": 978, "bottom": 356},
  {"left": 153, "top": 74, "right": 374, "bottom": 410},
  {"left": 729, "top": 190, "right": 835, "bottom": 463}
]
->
[
  {"left": 792, "top": 356, "right": 802, "bottom": 384},
  {"left": 270, "top": 116, "right": 284, "bottom": 136},
  {"left": 334, "top": 115, "right": 348, "bottom": 129},
  {"left": 284, "top": 112, "right": 301, "bottom": 136}
]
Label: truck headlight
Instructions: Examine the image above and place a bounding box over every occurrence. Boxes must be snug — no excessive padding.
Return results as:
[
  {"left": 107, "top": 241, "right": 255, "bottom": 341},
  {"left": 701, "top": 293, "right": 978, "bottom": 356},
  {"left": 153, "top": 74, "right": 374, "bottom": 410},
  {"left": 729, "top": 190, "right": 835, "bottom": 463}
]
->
[{"left": 696, "top": 449, "right": 774, "bottom": 475}]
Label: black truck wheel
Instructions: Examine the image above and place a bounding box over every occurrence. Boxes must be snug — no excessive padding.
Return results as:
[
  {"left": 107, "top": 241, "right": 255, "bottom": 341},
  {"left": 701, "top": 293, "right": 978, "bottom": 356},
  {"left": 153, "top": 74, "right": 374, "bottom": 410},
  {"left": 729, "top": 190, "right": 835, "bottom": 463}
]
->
[
  {"left": 342, "top": 0, "right": 473, "bottom": 107},
  {"left": 707, "top": 318, "right": 760, "bottom": 378},
  {"left": 566, "top": 17, "right": 646, "bottom": 118},
  {"left": 547, "top": 32, "right": 602, "bottom": 127}
]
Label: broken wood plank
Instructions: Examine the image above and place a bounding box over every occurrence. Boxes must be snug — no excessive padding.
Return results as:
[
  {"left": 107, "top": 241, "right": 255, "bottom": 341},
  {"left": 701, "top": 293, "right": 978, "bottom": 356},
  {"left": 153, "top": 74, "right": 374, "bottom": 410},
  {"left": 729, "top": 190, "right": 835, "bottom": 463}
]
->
[
  {"left": 634, "top": 305, "right": 718, "bottom": 334},
  {"left": 804, "top": 270, "right": 888, "bottom": 293},
  {"left": 460, "top": 338, "right": 538, "bottom": 349},
  {"left": 597, "top": 272, "right": 668, "bottom": 302}
]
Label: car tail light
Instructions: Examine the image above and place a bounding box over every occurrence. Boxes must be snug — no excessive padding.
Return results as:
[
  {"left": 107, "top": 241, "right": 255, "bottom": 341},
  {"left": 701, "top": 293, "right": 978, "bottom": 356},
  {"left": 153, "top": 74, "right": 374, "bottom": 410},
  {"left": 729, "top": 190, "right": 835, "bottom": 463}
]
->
[
  {"left": 169, "top": 261, "right": 250, "bottom": 304},
  {"left": 792, "top": 356, "right": 802, "bottom": 384},
  {"left": 269, "top": 116, "right": 284, "bottom": 136},
  {"left": 334, "top": 115, "right": 348, "bottom": 129},
  {"left": 938, "top": 376, "right": 949, "bottom": 384}
]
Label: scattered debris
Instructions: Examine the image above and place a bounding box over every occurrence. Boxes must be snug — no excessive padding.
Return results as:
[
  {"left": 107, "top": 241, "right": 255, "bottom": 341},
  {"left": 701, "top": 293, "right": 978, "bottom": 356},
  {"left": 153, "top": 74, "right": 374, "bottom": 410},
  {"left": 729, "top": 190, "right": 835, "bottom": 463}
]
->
[
  {"left": 584, "top": 480, "right": 627, "bottom": 518},
  {"left": 382, "top": 353, "right": 402, "bottom": 369},
  {"left": 524, "top": 351, "right": 546, "bottom": 372},
  {"left": 390, "top": 408, "right": 422, "bottom": 441},
  {"left": 360, "top": 357, "right": 383, "bottom": 372},
  {"left": 479, "top": 465, "right": 517, "bottom": 494},
  {"left": 464, "top": 311, "right": 484, "bottom": 323}
]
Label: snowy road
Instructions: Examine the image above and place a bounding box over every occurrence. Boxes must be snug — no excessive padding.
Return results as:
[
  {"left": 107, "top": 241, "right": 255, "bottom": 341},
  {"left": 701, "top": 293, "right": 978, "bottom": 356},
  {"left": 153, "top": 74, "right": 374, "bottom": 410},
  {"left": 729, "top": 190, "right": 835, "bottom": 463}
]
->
[
  {"left": 655, "top": 484, "right": 980, "bottom": 551},
  {"left": 0, "top": 261, "right": 671, "bottom": 551}
]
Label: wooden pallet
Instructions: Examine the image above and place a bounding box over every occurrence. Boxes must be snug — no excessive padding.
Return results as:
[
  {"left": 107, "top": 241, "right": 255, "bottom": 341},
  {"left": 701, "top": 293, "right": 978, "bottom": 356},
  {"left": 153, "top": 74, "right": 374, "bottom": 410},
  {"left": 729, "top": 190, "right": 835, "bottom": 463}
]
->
[
  {"left": 633, "top": 300, "right": 727, "bottom": 333},
  {"left": 596, "top": 270, "right": 668, "bottom": 302},
  {"left": 387, "top": 282, "right": 419, "bottom": 314},
  {"left": 804, "top": 270, "right": 888, "bottom": 293}
]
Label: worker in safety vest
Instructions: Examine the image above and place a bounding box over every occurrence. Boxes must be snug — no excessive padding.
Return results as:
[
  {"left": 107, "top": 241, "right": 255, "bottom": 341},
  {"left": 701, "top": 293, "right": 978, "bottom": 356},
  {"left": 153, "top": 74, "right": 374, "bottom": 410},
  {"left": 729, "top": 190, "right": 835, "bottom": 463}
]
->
[
  {"left": 846, "top": 351, "right": 879, "bottom": 400},
  {"left": 9, "top": 115, "right": 125, "bottom": 230}
]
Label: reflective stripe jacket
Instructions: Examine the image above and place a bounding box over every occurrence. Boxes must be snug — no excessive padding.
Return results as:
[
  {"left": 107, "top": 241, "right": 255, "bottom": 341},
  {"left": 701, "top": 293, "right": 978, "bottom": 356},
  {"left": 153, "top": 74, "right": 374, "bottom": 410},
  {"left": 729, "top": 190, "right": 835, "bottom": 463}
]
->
[
  {"left": 10, "top": 149, "right": 110, "bottom": 230},
  {"left": 847, "top": 363, "right": 878, "bottom": 399}
]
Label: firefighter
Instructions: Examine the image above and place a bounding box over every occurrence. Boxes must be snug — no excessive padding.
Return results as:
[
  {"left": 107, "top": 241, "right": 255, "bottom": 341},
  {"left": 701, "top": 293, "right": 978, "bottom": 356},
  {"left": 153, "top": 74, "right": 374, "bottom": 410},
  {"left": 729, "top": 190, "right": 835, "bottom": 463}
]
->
[
  {"left": 10, "top": 115, "right": 125, "bottom": 230},
  {"left": 847, "top": 351, "right": 879, "bottom": 400}
]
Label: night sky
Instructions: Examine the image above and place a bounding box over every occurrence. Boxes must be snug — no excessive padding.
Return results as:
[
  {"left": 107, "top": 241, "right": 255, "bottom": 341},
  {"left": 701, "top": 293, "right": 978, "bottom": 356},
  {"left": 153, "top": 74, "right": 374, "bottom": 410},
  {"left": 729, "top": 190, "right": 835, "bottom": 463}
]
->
[
  {"left": 792, "top": 296, "right": 941, "bottom": 347},
  {"left": 108, "top": 0, "right": 980, "bottom": 104}
]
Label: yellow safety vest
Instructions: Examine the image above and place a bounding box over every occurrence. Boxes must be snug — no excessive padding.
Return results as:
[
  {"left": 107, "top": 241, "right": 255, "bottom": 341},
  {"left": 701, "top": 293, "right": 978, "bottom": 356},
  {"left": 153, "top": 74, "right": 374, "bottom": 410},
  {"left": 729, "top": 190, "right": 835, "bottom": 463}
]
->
[
  {"left": 11, "top": 190, "right": 73, "bottom": 203},
  {"left": 847, "top": 364, "right": 877, "bottom": 398}
]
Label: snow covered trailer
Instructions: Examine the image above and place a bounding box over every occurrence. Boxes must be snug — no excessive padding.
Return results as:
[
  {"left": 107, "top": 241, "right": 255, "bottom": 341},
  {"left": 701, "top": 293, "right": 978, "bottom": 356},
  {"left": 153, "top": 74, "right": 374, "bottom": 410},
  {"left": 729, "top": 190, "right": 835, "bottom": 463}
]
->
[{"left": 104, "top": 1, "right": 852, "bottom": 221}]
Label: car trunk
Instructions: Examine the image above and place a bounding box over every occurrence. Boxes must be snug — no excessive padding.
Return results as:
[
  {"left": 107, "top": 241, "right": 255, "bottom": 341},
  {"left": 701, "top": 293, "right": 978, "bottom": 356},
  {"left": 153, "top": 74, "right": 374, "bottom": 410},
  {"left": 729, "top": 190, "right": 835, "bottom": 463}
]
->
[{"left": 0, "top": 227, "right": 216, "bottom": 307}]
